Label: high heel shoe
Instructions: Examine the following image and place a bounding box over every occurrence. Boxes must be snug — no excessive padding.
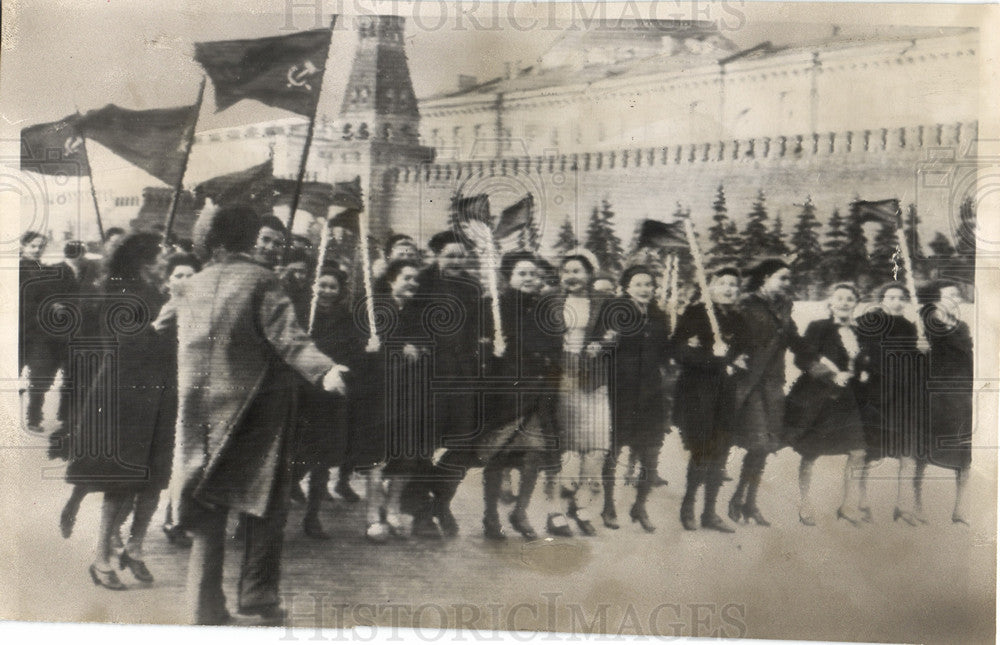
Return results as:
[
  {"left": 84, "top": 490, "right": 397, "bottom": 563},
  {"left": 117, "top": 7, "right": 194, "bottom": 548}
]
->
[
  {"left": 303, "top": 515, "right": 332, "bottom": 540},
  {"left": 893, "top": 507, "right": 918, "bottom": 527},
  {"left": 742, "top": 506, "right": 770, "bottom": 527},
  {"left": 837, "top": 507, "right": 861, "bottom": 527},
  {"left": 630, "top": 505, "right": 656, "bottom": 533},
  {"left": 701, "top": 514, "right": 736, "bottom": 533},
  {"left": 89, "top": 564, "right": 127, "bottom": 590},
  {"left": 798, "top": 512, "right": 816, "bottom": 527},
  {"left": 600, "top": 510, "right": 620, "bottom": 530},
  {"left": 119, "top": 552, "right": 153, "bottom": 583},
  {"left": 952, "top": 513, "right": 970, "bottom": 526},
  {"left": 546, "top": 513, "right": 573, "bottom": 537},
  {"left": 859, "top": 507, "right": 873, "bottom": 524},
  {"left": 162, "top": 523, "right": 193, "bottom": 548},
  {"left": 727, "top": 498, "right": 744, "bottom": 524},
  {"left": 483, "top": 515, "right": 507, "bottom": 541}
]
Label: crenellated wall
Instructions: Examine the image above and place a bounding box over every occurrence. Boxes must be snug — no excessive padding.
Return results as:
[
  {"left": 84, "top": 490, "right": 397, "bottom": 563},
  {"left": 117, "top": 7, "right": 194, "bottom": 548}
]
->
[{"left": 377, "top": 120, "right": 978, "bottom": 257}]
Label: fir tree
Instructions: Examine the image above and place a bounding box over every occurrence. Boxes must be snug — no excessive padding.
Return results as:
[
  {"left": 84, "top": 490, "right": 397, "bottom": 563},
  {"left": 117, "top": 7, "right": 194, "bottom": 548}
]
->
[
  {"left": 956, "top": 196, "right": 977, "bottom": 257},
  {"left": 766, "top": 211, "right": 790, "bottom": 256},
  {"left": 790, "top": 196, "right": 823, "bottom": 296},
  {"left": 707, "top": 184, "right": 739, "bottom": 262},
  {"left": 553, "top": 217, "right": 579, "bottom": 256},
  {"left": 902, "top": 204, "right": 927, "bottom": 281},
  {"left": 820, "top": 208, "right": 847, "bottom": 285},
  {"left": 584, "top": 200, "right": 625, "bottom": 273},
  {"left": 928, "top": 231, "right": 956, "bottom": 258},
  {"left": 739, "top": 190, "right": 771, "bottom": 267},
  {"left": 869, "top": 223, "right": 900, "bottom": 285},
  {"left": 842, "top": 204, "right": 871, "bottom": 286}
]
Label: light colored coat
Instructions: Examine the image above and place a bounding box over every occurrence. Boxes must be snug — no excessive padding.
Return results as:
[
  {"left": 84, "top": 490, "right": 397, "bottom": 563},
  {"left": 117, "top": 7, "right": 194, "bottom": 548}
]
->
[{"left": 169, "top": 255, "right": 334, "bottom": 522}]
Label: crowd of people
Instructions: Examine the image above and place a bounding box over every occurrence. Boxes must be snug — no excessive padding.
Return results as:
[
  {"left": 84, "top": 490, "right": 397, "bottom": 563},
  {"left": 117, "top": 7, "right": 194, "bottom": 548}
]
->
[{"left": 17, "top": 203, "right": 975, "bottom": 625}]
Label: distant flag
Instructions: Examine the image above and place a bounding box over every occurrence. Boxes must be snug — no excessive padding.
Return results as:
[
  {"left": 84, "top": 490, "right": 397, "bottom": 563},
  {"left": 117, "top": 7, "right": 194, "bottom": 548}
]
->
[
  {"left": 853, "top": 199, "right": 901, "bottom": 227},
  {"left": 636, "top": 219, "right": 688, "bottom": 250},
  {"left": 451, "top": 193, "right": 492, "bottom": 226},
  {"left": 274, "top": 175, "right": 363, "bottom": 216},
  {"left": 78, "top": 103, "right": 198, "bottom": 186},
  {"left": 495, "top": 194, "right": 533, "bottom": 240},
  {"left": 20, "top": 114, "right": 90, "bottom": 176},
  {"left": 194, "top": 159, "right": 276, "bottom": 215},
  {"left": 194, "top": 28, "right": 333, "bottom": 116}
]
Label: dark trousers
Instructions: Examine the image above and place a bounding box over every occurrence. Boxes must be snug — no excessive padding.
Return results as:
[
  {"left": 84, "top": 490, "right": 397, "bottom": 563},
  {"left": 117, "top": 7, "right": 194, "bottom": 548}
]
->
[
  {"left": 185, "top": 503, "right": 289, "bottom": 625},
  {"left": 602, "top": 443, "right": 660, "bottom": 516},
  {"left": 24, "top": 351, "right": 64, "bottom": 428}
]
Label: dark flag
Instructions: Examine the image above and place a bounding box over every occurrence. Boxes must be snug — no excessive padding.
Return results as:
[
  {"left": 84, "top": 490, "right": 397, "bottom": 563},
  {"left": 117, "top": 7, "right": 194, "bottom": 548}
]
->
[
  {"left": 637, "top": 219, "right": 688, "bottom": 250},
  {"left": 273, "top": 175, "right": 364, "bottom": 218},
  {"left": 78, "top": 103, "right": 197, "bottom": 186},
  {"left": 495, "top": 194, "right": 533, "bottom": 241},
  {"left": 853, "top": 198, "right": 901, "bottom": 226},
  {"left": 194, "top": 159, "right": 276, "bottom": 216},
  {"left": 194, "top": 28, "right": 333, "bottom": 116},
  {"left": 20, "top": 115, "right": 90, "bottom": 176},
  {"left": 450, "top": 193, "right": 492, "bottom": 227}
]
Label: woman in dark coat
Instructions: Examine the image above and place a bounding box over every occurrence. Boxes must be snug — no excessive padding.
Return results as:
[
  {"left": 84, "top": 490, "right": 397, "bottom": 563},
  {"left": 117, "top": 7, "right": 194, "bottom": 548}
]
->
[
  {"left": 66, "top": 233, "right": 173, "bottom": 589},
  {"left": 477, "top": 252, "right": 562, "bottom": 540},
  {"left": 854, "top": 282, "right": 924, "bottom": 524},
  {"left": 600, "top": 265, "right": 672, "bottom": 533},
  {"left": 673, "top": 266, "right": 746, "bottom": 533},
  {"left": 913, "top": 280, "right": 974, "bottom": 525},
  {"left": 294, "top": 265, "right": 358, "bottom": 539},
  {"left": 728, "top": 259, "right": 813, "bottom": 526},
  {"left": 785, "top": 283, "right": 872, "bottom": 526}
]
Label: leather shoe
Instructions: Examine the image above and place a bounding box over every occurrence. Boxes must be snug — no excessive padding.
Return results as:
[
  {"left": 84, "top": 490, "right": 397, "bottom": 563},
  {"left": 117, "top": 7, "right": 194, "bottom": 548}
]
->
[
  {"left": 574, "top": 517, "right": 597, "bottom": 536},
  {"left": 483, "top": 516, "right": 506, "bottom": 541},
  {"left": 600, "top": 510, "right": 620, "bottom": 530},
  {"left": 701, "top": 514, "right": 736, "bottom": 533},
  {"left": 239, "top": 605, "right": 287, "bottom": 626},
  {"left": 334, "top": 479, "right": 360, "bottom": 503},
  {"left": 89, "top": 564, "right": 126, "bottom": 590},
  {"left": 119, "top": 552, "right": 153, "bottom": 583},
  {"left": 545, "top": 513, "right": 573, "bottom": 537},
  {"left": 304, "top": 515, "right": 332, "bottom": 540}
]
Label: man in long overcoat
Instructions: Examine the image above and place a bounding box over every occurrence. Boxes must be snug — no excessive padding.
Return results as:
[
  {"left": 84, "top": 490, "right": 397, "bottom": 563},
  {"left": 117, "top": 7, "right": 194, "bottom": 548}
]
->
[{"left": 170, "top": 204, "right": 347, "bottom": 625}]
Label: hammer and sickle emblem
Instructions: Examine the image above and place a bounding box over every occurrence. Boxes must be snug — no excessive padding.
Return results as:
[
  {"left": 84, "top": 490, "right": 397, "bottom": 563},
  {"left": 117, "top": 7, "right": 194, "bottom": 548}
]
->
[
  {"left": 64, "top": 136, "right": 83, "bottom": 156},
  {"left": 287, "top": 60, "right": 319, "bottom": 91}
]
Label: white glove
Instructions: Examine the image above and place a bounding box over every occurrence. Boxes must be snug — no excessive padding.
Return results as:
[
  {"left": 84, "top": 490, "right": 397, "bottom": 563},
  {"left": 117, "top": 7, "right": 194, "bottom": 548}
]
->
[
  {"left": 712, "top": 341, "right": 729, "bottom": 358},
  {"left": 322, "top": 364, "right": 350, "bottom": 395},
  {"left": 833, "top": 371, "right": 851, "bottom": 388}
]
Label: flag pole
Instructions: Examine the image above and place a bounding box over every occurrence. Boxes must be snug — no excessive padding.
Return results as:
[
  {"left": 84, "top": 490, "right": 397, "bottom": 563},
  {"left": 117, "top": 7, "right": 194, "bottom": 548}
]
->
[
  {"left": 683, "top": 218, "right": 722, "bottom": 344},
  {"left": 74, "top": 111, "right": 105, "bottom": 242},
  {"left": 163, "top": 76, "right": 206, "bottom": 248},
  {"left": 659, "top": 252, "right": 672, "bottom": 311},
  {"left": 358, "top": 203, "right": 381, "bottom": 352},
  {"left": 285, "top": 15, "right": 338, "bottom": 260},
  {"left": 895, "top": 206, "right": 927, "bottom": 346},
  {"left": 486, "top": 233, "right": 506, "bottom": 358},
  {"left": 667, "top": 253, "right": 679, "bottom": 332},
  {"left": 307, "top": 214, "right": 332, "bottom": 335}
]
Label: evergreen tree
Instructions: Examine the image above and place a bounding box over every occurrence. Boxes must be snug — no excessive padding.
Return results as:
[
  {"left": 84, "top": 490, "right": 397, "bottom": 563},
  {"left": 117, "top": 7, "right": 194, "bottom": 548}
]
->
[
  {"left": 842, "top": 204, "right": 871, "bottom": 286},
  {"left": 869, "top": 223, "right": 900, "bottom": 284},
  {"left": 820, "top": 208, "right": 847, "bottom": 285},
  {"left": 553, "top": 217, "right": 579, "bottom": 256},
  {"left": 902, "top": 204, "right": 928, "bottom": 282},
  {"left": 954, "top": 197, "right": 976, "bottom": 293},
  {"left": 584, "top": 200, "right": 625, "bottom": 273},
  {"left": 739, "top": 189, "right": 771, "bottom": 267},
  {"left": 928, "top": 231, "right": 956, "bottom": 258},
  {"left": 766, "top": 211, "right": 790, "bottom": 256},
  {"left": 707, "top": 184, "right": 739, "bottom": 262},
  {"left": 790, "top": 196, "right": 823, "bottom": 296}
]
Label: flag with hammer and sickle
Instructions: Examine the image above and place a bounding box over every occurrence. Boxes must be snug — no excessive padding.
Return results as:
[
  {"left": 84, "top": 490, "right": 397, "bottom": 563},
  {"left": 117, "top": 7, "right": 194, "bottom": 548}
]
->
[
  {"left": 194, "top": 25, "right": 334, "bottom": 117},
  {"left": 20, "top": 114, "right": 90, "bottom": 176}
]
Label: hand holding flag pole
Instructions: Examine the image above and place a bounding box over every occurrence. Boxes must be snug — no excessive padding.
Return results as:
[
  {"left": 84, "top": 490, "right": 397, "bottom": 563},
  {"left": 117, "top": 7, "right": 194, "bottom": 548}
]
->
[{"left": 307, "top": 215, "right": 333, "bottom": 336}]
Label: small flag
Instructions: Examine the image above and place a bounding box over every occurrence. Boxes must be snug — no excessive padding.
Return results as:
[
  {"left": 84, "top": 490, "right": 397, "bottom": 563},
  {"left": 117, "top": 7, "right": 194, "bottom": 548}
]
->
[
  {"left": 637, "top": 219, "right": 688, "bottom": 250},
  {"left": 194, "top": 159, "right": 275, "bottom": 215},
  {"left": 78, "top": 103, "right": 197, "bottom": 185},
  {"left": 451, "top": 193, "right": 492, "bottom": 226},
  {"left": 194, "top": 27, "right": 333, "bottom": 116},
  {"left": 273, "top": 175, "right": 364, "bottom": 217},
  {"left": 495, "top": 194, "right": 533, "bottom": 241},
  {"left": 20, "top": 115, "right": 90, "bottom": 176},
  {"left": 853, "top": 199, "right": 901, "bottom": 227}
]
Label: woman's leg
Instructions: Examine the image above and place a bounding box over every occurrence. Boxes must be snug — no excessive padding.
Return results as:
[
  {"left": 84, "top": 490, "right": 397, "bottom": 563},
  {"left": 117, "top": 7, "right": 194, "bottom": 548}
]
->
[
  {"left": 304, "top": 466, "right": 331, "bottom": 539},
  {"left": 60, "top": 484, "right": 88, "bottom": 539},
  {"left": 94, "top": 491, "right": 129, "bottom": 570},
  {"left": 913, "top": 459, "right": 928, "bottom": 523},
  {"left": 631, "top": 444, "right": 658, "bottom": 532},
  {"left": 510, "top": 452, "right": 539, "bottom": 538},
  {"left": 729, "top": 452, "right": 752, "bottom": 521},
  {"left": 680, "top": 451, "right": 704, "bottom": 529},
  {"left": 953, "top": 467, "right": 971, "bottom": 525},
  {"left": 742, "top": 451, "right": 770, "bottom": 525},
  {"left": 600, "top": 447, "right": 621, "bottom": 527},
  {"left": 798, "top": 457, "right": 816, "bottom": 524},
  {"left": 701, "top": 444, "right": 734, "bottom": 531},
  {"left": 385, "top": 474, "right": 412, "bottom": 537},
  {"left": 893, "top": 456, "right": 919, "bottom": 525},
  {"left": 572, "top": 449, "right": 606, "bottom": 528},
  {"left": 838, "top": 450, "right": 866, "bottom": 523},
  {"left": 482, "top": 459, "right": 505, "bottom": 539},
  {"left": 364, "top": 465, "right": 388, "bottom": 541},
  {"left": 125, "top": 488, "right": 161, "bottom": 560}
]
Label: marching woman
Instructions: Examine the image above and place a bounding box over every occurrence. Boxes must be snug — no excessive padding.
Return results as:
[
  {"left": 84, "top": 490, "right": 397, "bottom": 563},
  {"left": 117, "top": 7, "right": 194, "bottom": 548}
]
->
[
  {"left": 478, "top": 251, "right": 562, "bottom": 540},
  {"left": 543, "top": 252, "right": 613, "bottom": 537},
  {"left": 913, "top": 280, "right": 974, "bottom": 525},
  {"left": 295, "top": 265, "right": 358, "bottom": 539},
  {"left": 359, "top": 258, "right": 429, "bottom": 542},
  {"left": 673, "top": 266, "right": 746, "bottom": 533},
  {"left": 855, "top": 283, "right": 923, "bottom": 524},
  {"left": 600, "top": 265, "right": 672, "bottom": 533},
  {"left": 728, "top": 258, "right": 813, "bottom": 526},
  {"left": 784, "top": 283, "right": 873, "bottom": 526},
  {"left": 66, "top": 233, "right": 174, "bottom": 589}
]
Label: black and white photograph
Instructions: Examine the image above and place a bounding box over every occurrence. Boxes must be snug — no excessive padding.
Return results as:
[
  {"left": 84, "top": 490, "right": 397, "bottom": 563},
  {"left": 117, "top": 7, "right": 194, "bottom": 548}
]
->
[{"left": 1, "top": 1, "right": 997, "bottom": 643}]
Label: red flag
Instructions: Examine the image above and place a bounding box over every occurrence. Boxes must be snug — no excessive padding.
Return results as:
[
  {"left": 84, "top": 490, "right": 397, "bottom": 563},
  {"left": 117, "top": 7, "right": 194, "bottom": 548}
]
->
[
  {"left": 78, "top": 104, "right": 197, "bottom": 185},
  {"left": 853, "top": 199, "right": 901, "bottom": 227},
  {"left": 637, "top": 219, "right": 688, "bottom": 250},
  {"left": 194, "top": 159, "right": 276, "bottom": 215},
  {"left": 20, "top": 115, "right": 90, "bottom": 176},
  {"left": 273, "top": 176, "right": 364, "bottom": 218},
  {"left": 195, "top": 27, "right": 333, "bottom": 116},
  {"left": 450, "top": 193, "right": 492, "bottom": 227},
  {"left": 495, "top": 194, "right": 533, "bottom": 241}
]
